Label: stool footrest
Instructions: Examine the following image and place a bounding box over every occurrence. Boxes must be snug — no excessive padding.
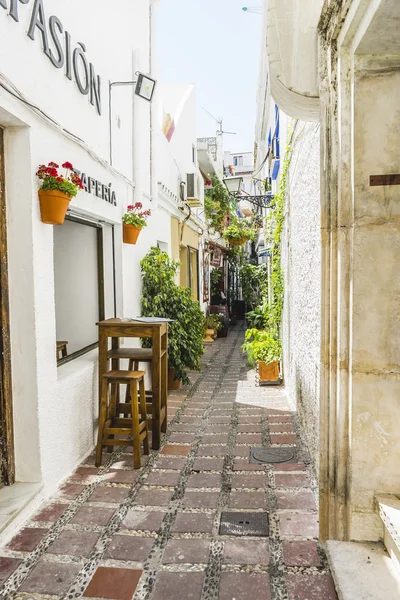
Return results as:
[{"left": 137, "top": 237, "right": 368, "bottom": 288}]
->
[
  {"left": 101, "top": 439, "right": 131, "bottom": 446},
  {"left": 103, "top": 370, "right": 145, "bottom": 381}
]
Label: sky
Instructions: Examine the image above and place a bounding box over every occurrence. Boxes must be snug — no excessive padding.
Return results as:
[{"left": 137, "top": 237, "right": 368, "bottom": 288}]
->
[{"left": 155, "top": 0, "right": 262, "bottom": 154}]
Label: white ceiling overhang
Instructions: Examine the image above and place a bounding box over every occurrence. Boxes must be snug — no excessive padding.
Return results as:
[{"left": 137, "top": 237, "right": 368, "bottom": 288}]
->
[{"left": 266, "top": 0, "right": 323, "bottom": 121}]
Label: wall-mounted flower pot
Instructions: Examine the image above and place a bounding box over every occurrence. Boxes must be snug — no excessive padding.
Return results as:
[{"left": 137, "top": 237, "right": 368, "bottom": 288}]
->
[
  {"left": 168, "top": 368, "right": 181, "bottom": 390},
  {"left": 258, "top": 360, "right": 280, "bottom": 386},
  {"left": 123, "top": 223, "right": 142, "bottom": 244},
  {"left": 39, "top": 189, "right": 71, "bottom": 225}
]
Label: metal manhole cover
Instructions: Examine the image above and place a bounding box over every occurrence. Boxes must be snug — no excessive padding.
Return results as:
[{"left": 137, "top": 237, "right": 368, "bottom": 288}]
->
[
  {"left": 250, "top": 447, "right": 295, "bottom": 464},
  {"left": 220, "top": 512, "right": 269, "bottom": 537}
]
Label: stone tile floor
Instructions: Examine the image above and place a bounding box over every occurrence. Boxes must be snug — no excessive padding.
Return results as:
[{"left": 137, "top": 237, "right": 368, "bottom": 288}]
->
[{"left": 0, "top": 326, "right": 338, "bottom": 599}]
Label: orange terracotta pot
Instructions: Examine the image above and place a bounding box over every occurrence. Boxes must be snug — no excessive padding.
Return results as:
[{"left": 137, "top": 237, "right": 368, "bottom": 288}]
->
[
  {"left": 38, "top": 189, "right": 71, "bottom": 225},
  {"left": 123, "top": 223, "right": 142, "bottom": 244},
  {"left": 258, "top": 360, "right": 280, "bottom": 385},
  {"left": 168, "top": 368, "right": 181, "bottom": 390}
]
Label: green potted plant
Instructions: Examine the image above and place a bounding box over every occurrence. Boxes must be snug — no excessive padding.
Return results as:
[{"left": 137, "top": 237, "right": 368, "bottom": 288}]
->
[
  {"left": 203, "top": 314, "right": 222, "bottom": 342},
  {"left": 204, "top": 175, "right": 232, "bottom": 233},
  {"left": 223, "top": 222, "right": 255, "bottom": 246},
  {"left": 140, "top": 247, "right": 205, "bottom": 388},
  {"left": 122, "top": 202, "right": 151, "bottom": 244},
  {"left": 36, "top": 161, "right": 84, "bottom": 224},
  {"left": 242, "top": 328, "right": 281, "bottom": 385}
]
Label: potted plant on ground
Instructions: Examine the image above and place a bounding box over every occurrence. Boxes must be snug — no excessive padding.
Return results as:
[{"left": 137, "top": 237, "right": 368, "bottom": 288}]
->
[
  {"left": 140, "top": 247, "right": 205, "bottom": 388},
  {"left": 36, "top": 161, "right": 84, "bottom": 225},
  {"left": 203, "top": 314, "right": 222, "bottom": 343},
  {"left": 242, "top": 328, "right": 282, "bottom": 385},
  {"left": 122, "top": 202, "right": 151, "bottom": 244}
]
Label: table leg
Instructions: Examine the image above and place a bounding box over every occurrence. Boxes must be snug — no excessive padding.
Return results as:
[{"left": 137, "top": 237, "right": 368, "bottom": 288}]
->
[
  {"left": 98, "top": 329, "right": 108, "bottom": 412},
  {"left": 152, "top": 327, "right": 161, "bottom": 450},
  {"left": 161, "top": 329, "right": 168, "bottom": 433},
  {"left": 111, "top": 336, "right": 120, "bottom": 413}
]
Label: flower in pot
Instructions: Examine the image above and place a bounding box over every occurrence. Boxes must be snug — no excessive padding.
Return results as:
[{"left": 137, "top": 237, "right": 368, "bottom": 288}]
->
[
  {"left": 223, "top": 221, "right": 255, "bottom": 247},
  {"left": 242, "top": 328, "right": 281, "bottom": 385},
  {"left": 140, "top": 247, "right": 205, "bottom": 388},
  {"left": 36, "top": 161, "right": 84, "bottom": 225},
  {"left": 204, "top": 314, "right": 222, "bottom": 342},
  {"left": 122, "top": 202, "right": 151, "bottom": 244}
]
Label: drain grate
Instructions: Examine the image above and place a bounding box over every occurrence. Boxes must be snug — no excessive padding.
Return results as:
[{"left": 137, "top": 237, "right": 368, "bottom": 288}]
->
[
  {"left": 250, "top": 447, "right": 295, "bottom": 464},
  {"left": 220, "top": 512, "right": 269, "bottom": 537}
]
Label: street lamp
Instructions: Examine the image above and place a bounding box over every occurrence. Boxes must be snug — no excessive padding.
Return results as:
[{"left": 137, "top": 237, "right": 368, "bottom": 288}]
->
[
  {"left": 223, "top": 176, "right": 243, "bottom": 196},
  {"left": 223, "top": 176, "right": 274, "bottom": 210},
  {"left": 109, "top": 72, "right": 157, "bottom": 164}
]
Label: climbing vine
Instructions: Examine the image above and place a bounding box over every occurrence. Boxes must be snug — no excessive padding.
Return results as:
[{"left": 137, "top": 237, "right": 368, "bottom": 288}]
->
[
  {"left": 204, "top": 175, "right": 232, "bottom": 231},
  {"left": 263, "top": 130, "right": 294, "bottom": 338}
]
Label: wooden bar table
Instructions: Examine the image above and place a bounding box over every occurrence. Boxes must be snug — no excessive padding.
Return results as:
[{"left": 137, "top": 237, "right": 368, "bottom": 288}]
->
[{"left": 97, "top": 318, "right": 168, "bottom": 450}]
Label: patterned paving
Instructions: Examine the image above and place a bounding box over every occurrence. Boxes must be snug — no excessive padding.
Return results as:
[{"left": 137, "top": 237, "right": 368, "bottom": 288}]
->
[{"left": 0, "top": 327, "right": 337, "bottom": 599}]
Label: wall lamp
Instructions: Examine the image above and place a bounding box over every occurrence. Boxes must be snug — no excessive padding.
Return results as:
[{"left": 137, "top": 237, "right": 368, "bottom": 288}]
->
[{"left": 109, "top": 72, "right": 157, "bottom": 165}]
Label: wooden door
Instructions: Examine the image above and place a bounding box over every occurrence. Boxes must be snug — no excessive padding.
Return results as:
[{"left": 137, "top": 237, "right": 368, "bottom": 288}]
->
[{"left": 0, "top": 128, "right": 14, "bottom": 486}]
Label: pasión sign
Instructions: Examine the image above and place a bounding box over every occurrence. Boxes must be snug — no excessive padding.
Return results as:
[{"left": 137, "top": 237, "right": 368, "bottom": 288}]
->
[
  {"left": 1, "top": 0, "right": 102, "bottom": 115},
  {"left": 74, "top": 170, "right": 117, "bottom": 206}
]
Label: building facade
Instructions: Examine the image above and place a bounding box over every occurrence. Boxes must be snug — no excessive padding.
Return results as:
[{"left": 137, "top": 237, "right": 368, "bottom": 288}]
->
[
  {"left": 0, "top": 0, "right": 206, "bottom": 539},
  {"left": 256, "top": 0, "right": 400, "bottom": 584}
]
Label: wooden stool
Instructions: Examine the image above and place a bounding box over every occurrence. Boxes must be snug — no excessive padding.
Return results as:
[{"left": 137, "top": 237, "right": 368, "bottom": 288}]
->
[
  {"left": 107, "top": 347, "right": 154, "bottom": 404},
  {"left": 96, "top": 370, "right": 149, "bottom": 469}
]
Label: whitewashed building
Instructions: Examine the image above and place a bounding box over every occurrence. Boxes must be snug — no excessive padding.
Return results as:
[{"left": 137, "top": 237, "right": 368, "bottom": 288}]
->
[
  {"left": 257, "top": 0, "right": 400, "bottom": 591},
  {"left": 0, "top": 0, "right": 204, "bottom": 540}
]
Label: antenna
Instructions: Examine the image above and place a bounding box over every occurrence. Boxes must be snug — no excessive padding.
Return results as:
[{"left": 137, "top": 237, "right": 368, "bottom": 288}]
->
[{"left": 202, "top": 107, "right": 236, "bottom": 136}]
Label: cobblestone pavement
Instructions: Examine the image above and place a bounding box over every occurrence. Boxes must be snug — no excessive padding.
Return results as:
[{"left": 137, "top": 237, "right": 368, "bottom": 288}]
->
[{"left": 0, "top": 326, "right": 338, "bottom": 599}]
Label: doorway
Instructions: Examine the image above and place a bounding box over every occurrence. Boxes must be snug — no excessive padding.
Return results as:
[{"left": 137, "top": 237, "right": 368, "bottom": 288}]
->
[{"left": 0, "top": 128, "right": 14, "bottom": 486}]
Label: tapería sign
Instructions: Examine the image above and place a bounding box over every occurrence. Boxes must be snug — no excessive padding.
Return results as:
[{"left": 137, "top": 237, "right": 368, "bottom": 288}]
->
[
  {"left": 0, "top": 0, "right": 102, "bottom": 115},
  {"left": 74, "top": 170, "right": 117, "bottom": 206}
]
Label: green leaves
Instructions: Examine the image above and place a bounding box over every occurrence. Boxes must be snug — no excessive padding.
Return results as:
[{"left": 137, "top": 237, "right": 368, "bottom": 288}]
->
[
  {"left": 242, "top": 328, "right": 282, "bottom": 367},
  {"left": 204, "top": 176, "right": 232, "bottom": 231},
  {"left": 140, "top": 246, "right": 205, "bottom": 386},
  {"left": 242, "top": 132, "right": 294, "bottom": 366}
]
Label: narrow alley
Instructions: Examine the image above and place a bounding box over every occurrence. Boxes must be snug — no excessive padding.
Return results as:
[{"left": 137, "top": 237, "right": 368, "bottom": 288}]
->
[{"left": 0, "top": 329, "right": 336, "bottom": 600}]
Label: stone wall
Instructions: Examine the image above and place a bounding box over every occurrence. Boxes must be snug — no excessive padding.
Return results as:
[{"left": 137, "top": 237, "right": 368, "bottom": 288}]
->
[{"left": 281, "top": 121, "right": 321, "bottom": 478}]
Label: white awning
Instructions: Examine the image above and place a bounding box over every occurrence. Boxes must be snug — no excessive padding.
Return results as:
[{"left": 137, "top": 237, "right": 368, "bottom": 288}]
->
[{"left": 265, "top": 0, "right": 323, "bottom": 121}]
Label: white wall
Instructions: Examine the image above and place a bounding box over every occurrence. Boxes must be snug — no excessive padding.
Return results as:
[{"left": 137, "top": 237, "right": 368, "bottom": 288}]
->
[
  {"left": 0, "top": 0, "right": 154, "bottom": 494},
  {"left": 281, "top": 121, "right": 321, "bottom": 478},
  {"left": 0, "top": 0, "right": 205, "bottom": 510}
]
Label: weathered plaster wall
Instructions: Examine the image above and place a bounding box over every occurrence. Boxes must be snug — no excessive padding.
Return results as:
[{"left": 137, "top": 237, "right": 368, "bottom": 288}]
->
[
  {"left": 350, "top": 66, "right": 400, "bottom": 540},
  {"left": 282, "top": 121, "right": 321, "bottom": 478},
  {"left": 318, "top": 0, "right": 400, "bottom": 542}
]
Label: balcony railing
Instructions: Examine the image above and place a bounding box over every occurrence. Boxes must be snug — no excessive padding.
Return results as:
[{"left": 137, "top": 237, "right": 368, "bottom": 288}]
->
[{"left": 197, "top": 137, "right": 217, "bottom": 161}]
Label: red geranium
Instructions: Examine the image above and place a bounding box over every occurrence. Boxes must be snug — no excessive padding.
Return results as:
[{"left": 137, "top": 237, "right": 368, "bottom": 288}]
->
[
  {"left": 36, "top": 161, "right": 83, "bottom": 198},
  {"left": 122, "top": 203, "right": 151, "bottom": 228}
]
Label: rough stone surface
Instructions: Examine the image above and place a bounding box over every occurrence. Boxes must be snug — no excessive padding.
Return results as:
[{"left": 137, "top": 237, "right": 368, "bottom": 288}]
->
[
  {"left": 326, "top": 541, "right": 400, "bottom": 600},
  {"left": 281, "top": 120, "right": 321, "bottom": 480},
  {"left": 0, "top": 333, "right": 337, "bottom": 599}
]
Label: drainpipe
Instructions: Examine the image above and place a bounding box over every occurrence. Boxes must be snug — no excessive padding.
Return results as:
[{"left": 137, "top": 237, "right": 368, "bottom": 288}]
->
[{"left": 149, "top": 0, "right": 159, "bottom": 202}]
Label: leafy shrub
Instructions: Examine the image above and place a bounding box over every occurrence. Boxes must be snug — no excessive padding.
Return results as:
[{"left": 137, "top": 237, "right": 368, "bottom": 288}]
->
[
  {"left": 242, "top": 328, "right": 281, "bottom": 368},
  {"left": 140, "top": 247, "right": 204, "bottom": 385},
  {"left": 223, "top": 222, "right": 255, "bottom": 243},
  {"left": 205, "top": 314, "right": 223, "bottom": 332},
  {"left": 204, "top": 176, "right": 232, "bottom": 231}
]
